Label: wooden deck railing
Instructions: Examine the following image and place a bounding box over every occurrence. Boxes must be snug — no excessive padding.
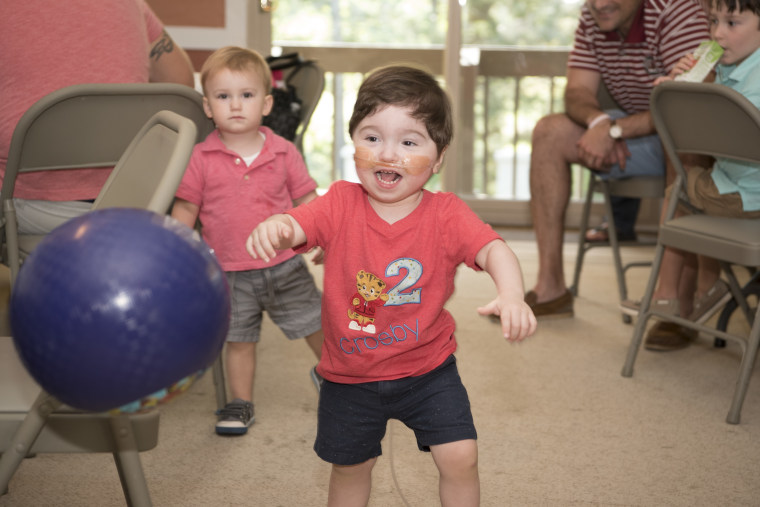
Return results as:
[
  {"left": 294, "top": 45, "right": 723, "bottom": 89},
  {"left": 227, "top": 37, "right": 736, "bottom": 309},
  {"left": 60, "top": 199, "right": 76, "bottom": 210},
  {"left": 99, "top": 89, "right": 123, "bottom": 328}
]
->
[{"left": 277, "top": 43, "right": 621, "bottom": 227}]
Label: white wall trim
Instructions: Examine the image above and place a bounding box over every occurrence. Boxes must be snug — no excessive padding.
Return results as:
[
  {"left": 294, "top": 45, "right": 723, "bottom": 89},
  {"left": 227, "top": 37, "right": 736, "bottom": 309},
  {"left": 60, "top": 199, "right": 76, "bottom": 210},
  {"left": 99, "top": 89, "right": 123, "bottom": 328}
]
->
[{"left": 164, "top": 0, "right": 248, "bottom": 49}]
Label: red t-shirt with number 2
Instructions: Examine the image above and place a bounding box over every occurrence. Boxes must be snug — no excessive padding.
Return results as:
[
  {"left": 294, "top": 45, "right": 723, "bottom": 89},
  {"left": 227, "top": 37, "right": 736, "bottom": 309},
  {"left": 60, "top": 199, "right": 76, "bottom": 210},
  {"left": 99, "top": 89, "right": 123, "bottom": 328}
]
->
[{"left": 288, "top": 180, "right": 502, "bottom": 384}]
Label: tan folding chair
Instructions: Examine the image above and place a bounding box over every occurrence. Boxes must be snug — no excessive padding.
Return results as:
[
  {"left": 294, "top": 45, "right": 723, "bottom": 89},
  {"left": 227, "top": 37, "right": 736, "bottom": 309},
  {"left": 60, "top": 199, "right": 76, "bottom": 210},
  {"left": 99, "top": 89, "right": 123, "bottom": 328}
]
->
[
  {"left": 621, "top": 81, "right": 760, "bottom": 424},
  {"left": 0, "top": 82, "right": 214, "bottom": 286},
  {"left": 264, "top": 53, "right": 326, "bottom": 154},
  {"left": 284, "top": 59, "right": 325, "bottom": 154},
  {"left": 1, "top": 102, "right": 201, "bottom": 504},
  {"left": 0, "top": 346, "right": 160, "bottom": 505},
  {"left": 570, "top": 82, "right": 664, "bottom": 323}
]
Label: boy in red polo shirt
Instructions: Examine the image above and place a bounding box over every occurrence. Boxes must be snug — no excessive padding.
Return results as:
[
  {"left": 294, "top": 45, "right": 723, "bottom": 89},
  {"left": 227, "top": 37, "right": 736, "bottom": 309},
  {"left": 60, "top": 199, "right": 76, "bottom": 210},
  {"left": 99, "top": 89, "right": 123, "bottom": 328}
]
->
[{"left": 172, "top": 46, "right": 323, "bottom": 435}]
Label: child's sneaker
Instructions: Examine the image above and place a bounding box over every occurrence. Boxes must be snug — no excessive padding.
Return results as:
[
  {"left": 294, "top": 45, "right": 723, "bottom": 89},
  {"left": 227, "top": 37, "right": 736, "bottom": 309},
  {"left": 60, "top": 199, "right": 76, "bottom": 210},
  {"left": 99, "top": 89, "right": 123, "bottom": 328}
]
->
[
  {"left": 310, "top": 366, "right": 324, "bottom": 393},
  {"left": 215, "top": 398, "right": 254, "bottom": 435}
]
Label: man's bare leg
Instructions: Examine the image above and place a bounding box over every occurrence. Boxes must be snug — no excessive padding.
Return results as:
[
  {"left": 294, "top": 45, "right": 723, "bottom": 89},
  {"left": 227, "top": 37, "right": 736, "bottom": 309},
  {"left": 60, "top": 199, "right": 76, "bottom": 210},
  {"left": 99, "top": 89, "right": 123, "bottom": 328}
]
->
[{"left": 529, "top": 113, "right": 585, "bottom": 303}]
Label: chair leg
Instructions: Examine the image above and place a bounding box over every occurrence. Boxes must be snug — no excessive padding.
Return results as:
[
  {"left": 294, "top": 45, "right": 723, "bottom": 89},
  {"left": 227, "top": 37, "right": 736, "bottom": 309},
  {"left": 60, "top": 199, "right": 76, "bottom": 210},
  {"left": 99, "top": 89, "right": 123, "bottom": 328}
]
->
[
  {"left": 110, "top": 415, "right": 152, "bottom": 507},
  {"left": 570, "top": 175, "right": 596, "bottom": 297},
  {"left": 0, "top": 391, "right": 61, "bottom": 495},
  {"left": 212, "top": 353, "right": 227, "bottom": 411},
  {"left": 715, "top": 278, "right": 760, "bottom": 347},
  {"left": 622, "top": 304, "right": 651, "bottom": 378},
  {"left": 601, "top": 183, "right": 635, "bottom": 324},
  {"left": 601, "top": 185, "right": 628, "bottom": 300},
  {"left": 622, "top": 241, "right": 667, "bottom": 377},
  {"left": 4, "top": 201, "right": 21, "bottom": 288},
  {"left": 721, "top": 263, "right": 757, "bottom": 326},
  {"left": 726, "top": 305, "right": 760, "bottom": 424}
]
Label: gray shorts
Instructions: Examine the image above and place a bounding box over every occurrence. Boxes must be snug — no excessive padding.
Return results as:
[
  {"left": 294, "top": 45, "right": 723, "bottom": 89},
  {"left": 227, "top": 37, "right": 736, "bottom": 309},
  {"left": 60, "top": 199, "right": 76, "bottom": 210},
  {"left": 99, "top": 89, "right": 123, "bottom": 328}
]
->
[
  {"left": 225, "top": 255, "right": 322, "bottom": 343},
  {"left": 13, "top": 199, "right": 92, "bottom": 235}
]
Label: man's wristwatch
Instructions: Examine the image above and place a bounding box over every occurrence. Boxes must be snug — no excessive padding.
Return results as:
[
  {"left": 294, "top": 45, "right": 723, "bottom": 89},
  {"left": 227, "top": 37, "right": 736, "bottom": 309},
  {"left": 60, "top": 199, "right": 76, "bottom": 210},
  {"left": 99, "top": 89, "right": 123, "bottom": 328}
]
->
[{"left": 609, "top": 120, "right": 623, "bottom": 140}]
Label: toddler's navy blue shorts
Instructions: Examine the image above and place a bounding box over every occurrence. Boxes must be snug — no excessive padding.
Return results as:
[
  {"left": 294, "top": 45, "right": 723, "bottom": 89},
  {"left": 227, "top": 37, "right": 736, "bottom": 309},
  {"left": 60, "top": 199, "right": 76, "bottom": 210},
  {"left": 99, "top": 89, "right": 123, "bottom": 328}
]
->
[{"left": 314, "top": 355, "right": 477, "bottom": 466}]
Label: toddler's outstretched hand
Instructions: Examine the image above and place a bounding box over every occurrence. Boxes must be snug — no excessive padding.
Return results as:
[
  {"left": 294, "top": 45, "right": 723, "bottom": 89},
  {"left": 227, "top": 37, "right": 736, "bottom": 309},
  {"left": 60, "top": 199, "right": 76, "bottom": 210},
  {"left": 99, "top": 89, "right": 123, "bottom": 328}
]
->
[
  {"left": 477, "top": 297, "right": 537, "bottom": 343},
  {"left": 246, "top": 217, "right": 294, "bottom": 263}
]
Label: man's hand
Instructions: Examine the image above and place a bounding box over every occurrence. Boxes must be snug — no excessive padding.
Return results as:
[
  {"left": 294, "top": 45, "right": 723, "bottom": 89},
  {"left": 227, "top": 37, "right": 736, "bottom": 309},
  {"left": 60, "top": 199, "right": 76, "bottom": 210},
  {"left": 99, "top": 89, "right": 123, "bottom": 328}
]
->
[{"left": 577, "top": 120, "right": 630, "bottom": 171}]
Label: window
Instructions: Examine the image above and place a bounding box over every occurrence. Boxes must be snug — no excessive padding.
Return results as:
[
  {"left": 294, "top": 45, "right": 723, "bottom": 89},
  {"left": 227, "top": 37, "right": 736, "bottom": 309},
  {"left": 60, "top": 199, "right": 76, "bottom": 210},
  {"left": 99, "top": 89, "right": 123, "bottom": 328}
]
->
[{"left": 272, "top": 0, "right": 584, "bottom": 199}]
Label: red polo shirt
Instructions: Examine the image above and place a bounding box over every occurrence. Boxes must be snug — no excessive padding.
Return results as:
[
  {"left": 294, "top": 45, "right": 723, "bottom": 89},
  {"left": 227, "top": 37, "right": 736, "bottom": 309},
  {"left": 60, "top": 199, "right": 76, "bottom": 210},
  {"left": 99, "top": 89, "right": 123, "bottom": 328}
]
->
[{"left": 176, "top": 127, "right": 317, "bottom": 271}]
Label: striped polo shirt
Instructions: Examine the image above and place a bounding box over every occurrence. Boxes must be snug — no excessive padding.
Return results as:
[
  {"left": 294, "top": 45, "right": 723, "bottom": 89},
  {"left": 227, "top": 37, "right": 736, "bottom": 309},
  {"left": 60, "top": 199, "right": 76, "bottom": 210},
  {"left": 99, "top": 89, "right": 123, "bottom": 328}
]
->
[{"left": 569, "top": 0, "right": 709, "bottom": 114}]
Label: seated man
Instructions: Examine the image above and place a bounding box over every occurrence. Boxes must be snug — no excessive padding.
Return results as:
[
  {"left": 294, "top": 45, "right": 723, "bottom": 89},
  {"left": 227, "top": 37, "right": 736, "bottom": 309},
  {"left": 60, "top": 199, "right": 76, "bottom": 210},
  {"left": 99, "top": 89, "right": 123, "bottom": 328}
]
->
[
  {"left": 526, "top": 0, "right": 709, "bottom": 318},
  {"left": 0, "top": 0, "right": 195, "bottom": 235}
]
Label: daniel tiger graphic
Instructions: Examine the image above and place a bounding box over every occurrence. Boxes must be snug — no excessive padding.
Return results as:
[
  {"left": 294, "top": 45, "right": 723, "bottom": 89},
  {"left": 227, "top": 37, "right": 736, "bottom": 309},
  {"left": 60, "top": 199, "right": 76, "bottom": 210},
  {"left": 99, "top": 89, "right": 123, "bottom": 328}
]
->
[{"left": 348, "top": 270, "right": 389, "bottom": 334}]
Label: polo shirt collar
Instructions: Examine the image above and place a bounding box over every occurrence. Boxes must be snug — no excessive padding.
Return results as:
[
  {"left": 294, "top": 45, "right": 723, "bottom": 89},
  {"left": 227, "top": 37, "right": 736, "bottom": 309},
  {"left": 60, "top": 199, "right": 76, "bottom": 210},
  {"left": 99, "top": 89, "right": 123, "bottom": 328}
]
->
[
  {"left": 603, "top": 1, "right": 646, "bottom": 43},
  {"left": 199, "top": 126, "right": 288, "bottom": 157},
  {"left": 200, "top": 131, "right": 230, "bottom": 153},
  {"left": 717, "top": 47, "right": 760, "bottom": 84}
]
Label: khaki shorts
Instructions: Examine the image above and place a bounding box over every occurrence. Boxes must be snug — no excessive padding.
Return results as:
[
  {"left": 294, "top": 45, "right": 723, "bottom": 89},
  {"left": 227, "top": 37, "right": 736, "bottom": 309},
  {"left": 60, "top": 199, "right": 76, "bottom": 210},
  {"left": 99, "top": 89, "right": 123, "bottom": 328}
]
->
[{"left": 667, "top": 166, "right": 760, "bottom": 219}]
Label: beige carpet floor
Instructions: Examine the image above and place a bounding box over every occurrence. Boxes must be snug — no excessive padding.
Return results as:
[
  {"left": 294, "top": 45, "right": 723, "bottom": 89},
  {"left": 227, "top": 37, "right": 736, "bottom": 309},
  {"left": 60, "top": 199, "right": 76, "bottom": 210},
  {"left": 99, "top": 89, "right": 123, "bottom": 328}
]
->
[{"left": 1, "top": 230, "right": 759, "bottom": 506}]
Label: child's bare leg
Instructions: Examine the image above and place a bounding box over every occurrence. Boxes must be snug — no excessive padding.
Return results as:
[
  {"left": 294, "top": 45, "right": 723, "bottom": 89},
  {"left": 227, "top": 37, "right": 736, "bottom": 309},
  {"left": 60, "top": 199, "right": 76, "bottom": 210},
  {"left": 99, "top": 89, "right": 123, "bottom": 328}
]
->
[
  {"left": 304, "top": 329, "right": 324, "bottom": 358},
  {"left": 225, "top": 341, "right": 256, "bottom": 401},
  {"left": 430, "top": 439, "right": 479, "bottom": 507},
  {"left": 677, "top": 252, "right": 698, "bottom": 317},
  {"left": 327, "top": 458, "right": 376, "bottom": 507},
  {"left": 696, "top": 255, "right": 721, "bottom": 297}
]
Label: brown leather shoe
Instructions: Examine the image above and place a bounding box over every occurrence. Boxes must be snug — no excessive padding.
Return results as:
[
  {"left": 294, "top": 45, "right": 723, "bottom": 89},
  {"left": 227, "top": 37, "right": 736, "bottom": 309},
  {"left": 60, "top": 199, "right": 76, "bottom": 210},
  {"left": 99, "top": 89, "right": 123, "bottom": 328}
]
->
[
  {"left": 644, "top": 321, "right": 697, "bottom": 351},
  {"left": 525, "top": 290, "right": 573, "bottom": 319}
]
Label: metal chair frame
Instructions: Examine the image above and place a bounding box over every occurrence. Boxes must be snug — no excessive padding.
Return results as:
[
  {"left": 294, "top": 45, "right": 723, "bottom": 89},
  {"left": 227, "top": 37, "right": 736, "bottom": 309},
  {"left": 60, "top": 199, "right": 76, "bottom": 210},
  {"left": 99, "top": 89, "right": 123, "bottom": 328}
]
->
[
  {"left": 1, "top": 84, "right": 212, "bottom": 505},
  {"left": 622, "top": 81, "right": 760, "bottom": 424},
  {"left": 570, "top": 82, "right": 664, "bottom": 323}
]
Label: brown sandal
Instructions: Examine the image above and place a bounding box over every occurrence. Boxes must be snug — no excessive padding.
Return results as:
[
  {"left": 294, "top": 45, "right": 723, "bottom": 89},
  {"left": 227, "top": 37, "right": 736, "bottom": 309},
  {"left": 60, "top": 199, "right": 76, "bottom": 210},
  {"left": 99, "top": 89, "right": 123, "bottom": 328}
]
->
[{"left": 584, "top": 222, "right": 638, "bottom": 243}]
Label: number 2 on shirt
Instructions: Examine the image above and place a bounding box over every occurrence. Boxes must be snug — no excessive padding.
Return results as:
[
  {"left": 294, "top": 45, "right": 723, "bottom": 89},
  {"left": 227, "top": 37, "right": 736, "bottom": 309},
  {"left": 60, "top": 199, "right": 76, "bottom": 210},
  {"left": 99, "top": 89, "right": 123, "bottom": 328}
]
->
[{"left": 384, "top": 258, "right": 422, "bottom": 306}]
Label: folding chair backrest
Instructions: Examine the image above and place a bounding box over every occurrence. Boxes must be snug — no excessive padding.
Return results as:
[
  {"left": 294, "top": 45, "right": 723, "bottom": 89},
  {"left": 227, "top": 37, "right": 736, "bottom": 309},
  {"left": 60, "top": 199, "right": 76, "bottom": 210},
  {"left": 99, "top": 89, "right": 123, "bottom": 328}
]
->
[
  {"left": 284, "top": 60, "right": 325, "bottom": 152},
  {"left": 651, "top": 81, "right": 760, "bottom": 167},
  {"left": 264, "top": 53, "right": 326, "bottom": 153},
  {"left": 1, "top": 83, "right": 214, "bottom": 283},
  {"left": 93, "top": 110, "right": 197, "bottom": 214},
  {"left": 3, "top": 83, "right": 212, "bottom": 199}
]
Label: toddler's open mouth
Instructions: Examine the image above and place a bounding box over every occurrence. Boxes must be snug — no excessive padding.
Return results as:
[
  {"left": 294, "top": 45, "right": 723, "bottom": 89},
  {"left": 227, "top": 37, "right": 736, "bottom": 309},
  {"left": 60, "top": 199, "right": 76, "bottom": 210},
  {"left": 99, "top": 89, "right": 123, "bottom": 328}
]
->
[{"left": 375, "top": 169, "right": 401, "bottom": 183}]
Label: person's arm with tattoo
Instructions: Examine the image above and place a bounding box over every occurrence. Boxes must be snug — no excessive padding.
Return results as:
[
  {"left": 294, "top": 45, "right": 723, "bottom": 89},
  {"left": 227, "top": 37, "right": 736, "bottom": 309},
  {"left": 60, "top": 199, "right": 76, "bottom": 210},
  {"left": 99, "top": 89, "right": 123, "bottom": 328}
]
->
[{"left": 148, "top": 29, "right": 194, "bottom": 87}]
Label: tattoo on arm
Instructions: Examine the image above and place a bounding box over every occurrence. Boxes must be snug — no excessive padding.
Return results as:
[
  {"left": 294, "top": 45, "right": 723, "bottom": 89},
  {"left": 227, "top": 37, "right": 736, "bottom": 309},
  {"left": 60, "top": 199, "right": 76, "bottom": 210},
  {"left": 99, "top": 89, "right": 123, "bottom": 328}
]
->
[{"left": 150, "top": 30, "right": 175, "bottom": 61}]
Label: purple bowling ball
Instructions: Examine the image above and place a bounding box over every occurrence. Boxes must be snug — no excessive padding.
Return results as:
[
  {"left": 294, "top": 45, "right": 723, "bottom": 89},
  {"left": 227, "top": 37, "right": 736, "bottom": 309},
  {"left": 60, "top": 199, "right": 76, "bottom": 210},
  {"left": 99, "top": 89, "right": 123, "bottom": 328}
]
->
[{"left": 10, "top": 208, "right": 230, "bottom": 412}]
